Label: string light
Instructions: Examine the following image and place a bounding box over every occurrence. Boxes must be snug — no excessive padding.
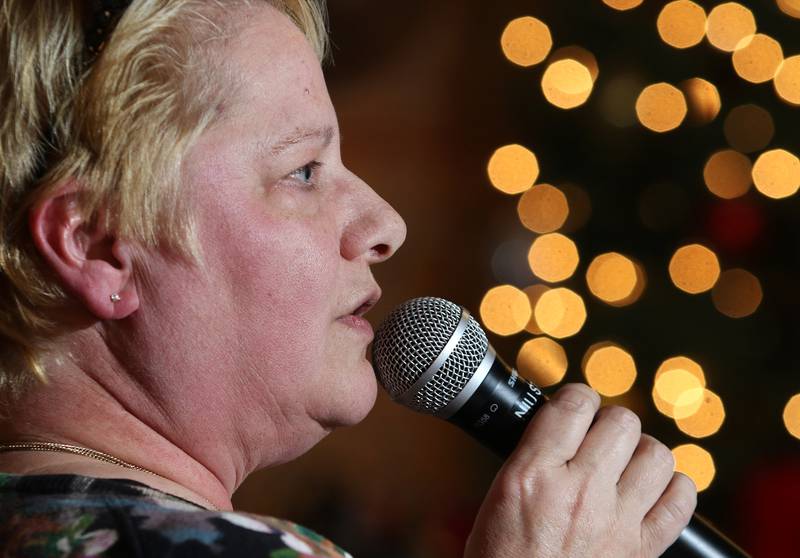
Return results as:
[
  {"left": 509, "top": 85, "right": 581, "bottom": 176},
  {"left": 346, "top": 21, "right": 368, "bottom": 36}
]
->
[
  {"left": 703, "top": 150, "right": 752, "bottom": 199},
  {"left": 479, "top": 285, "right": 531, "bottom": 336},
  {"left": 528, "top": 233, "right": 580, "bottom": 283},
  {"left": 517, "top": 337, "right": 568, "bottom": 387},
  {"left": 669, "top": 244, "right": 721, "bottom": 294},
  {"left": 541, "top": 59, "right": 594, "bottom": 110},
  {"left": 487, "top": 144, "right": 540, "bottom": 195},
  {"left": 582, "top": 342, "right": 637, "bottom": 397},
  {"left": 636, "top": 83, "right": 687, "bottom": 132},
  {"left": 501, "top": 16, "right": 553, "bottom": 68},
  {"left": 672, "top": 444, "right": 716, "bottom": 492},
  {"left": 657, "top": 1, "right": 707, "bottom": 49},
  {"left": 752, "top": 148, "right": 800, "bottom": 199}
]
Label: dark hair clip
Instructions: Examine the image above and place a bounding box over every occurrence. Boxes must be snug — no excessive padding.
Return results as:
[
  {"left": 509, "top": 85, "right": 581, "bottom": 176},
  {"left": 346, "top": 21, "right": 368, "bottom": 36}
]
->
[{"left": 84, "top": 0, "right": 134, "bottom": 60}]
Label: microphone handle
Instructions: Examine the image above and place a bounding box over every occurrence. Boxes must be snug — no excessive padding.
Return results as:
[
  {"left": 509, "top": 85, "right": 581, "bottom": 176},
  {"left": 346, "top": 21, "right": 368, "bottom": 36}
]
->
[{"left": 446, "top": 354, "right": 751, "bottom": 558}]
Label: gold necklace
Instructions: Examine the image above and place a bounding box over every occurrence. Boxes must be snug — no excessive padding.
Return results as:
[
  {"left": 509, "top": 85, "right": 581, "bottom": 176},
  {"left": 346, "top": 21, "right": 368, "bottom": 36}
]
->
[{"left": 0, "top": 441, "right": 218, "bottom": 511}]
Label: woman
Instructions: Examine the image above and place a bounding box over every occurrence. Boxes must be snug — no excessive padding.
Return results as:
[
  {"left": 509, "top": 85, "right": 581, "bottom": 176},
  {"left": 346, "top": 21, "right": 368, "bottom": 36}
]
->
[{"left": 0, "top": 1, "right": 696, "bottom": 556}]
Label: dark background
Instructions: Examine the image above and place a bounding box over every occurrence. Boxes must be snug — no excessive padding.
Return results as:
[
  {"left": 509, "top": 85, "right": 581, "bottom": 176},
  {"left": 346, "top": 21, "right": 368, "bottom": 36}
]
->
[{"left": 233, "top": 2, "right": 800, "bottom": 557}]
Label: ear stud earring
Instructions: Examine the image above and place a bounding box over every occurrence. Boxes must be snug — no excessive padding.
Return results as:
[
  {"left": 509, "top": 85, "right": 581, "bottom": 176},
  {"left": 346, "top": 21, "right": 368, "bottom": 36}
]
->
[{"left": 110, "top": 293, "right": 121, "bottom": 303}]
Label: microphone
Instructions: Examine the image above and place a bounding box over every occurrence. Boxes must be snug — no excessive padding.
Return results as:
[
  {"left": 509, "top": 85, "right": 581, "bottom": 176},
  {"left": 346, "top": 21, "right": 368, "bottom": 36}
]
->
[{"left": 372, "top": 296, "right": 751, "bottom": 558}]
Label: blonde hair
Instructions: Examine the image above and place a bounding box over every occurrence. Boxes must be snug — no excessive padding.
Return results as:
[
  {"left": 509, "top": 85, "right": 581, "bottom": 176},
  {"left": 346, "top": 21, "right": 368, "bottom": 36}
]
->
[{"left": 0, "top": 0, "right": 328, "bottom": 400}]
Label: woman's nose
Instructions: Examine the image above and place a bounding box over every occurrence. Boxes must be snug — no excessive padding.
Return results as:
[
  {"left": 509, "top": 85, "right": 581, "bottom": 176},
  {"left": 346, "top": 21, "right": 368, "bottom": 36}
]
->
[{"left": 340, "top": 176, "right": 407, "bottom": 264}]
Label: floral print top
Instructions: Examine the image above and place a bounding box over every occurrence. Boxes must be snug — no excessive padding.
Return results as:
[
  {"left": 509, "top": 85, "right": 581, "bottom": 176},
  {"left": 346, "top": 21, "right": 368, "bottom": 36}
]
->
[{"left": 0, "top": 472, "right": 352, "bottom": 557}]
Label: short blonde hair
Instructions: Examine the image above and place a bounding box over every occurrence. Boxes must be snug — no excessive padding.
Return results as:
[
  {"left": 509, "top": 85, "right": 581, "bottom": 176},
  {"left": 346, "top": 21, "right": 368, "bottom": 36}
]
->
[{"left": 0, "top": 0, "right": 328, "bottom": 400}]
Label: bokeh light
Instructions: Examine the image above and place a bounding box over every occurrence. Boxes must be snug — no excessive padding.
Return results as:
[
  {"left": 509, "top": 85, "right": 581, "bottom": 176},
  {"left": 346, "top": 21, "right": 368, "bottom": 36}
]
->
[
  {"left": 676, "top": 390, "right": 726, "bottom": 438},
  {"left": 680, "top": 78, "right": 721, "bottom": 125},
  {"left": 534, "top": 287, "right": 587, "bottom": 339},
  {"left": 672, "top": 444, "right": 716, "bottom": 492},
  {"left": 479, "top": 285, "right": 532, "bottom": 336},
  {"left": 703, "top": 150, "right": 752, "bottom": 199},
  {"left": 706, "top": 3, "right": 757, "bottom": 53},
  {"left": 784, "top": 394, "right": 800, "bottom": 440},
  {"left": 669, "top": 244, "right": 721, "bottom": 294},
  {"left": 636, "top": 83, "right": 687, "bottom": 132},
  {"left": 752, "top": 148, "right": 800, "bottom": 199},
  {"left": 517, "top": 337, "right": 568, "bottom": 387},
  {"left": 712, "top": 269, "right": 763, "bottom": 318},
  {"left": 602, "top": 0, "right": 643, "bottom": 10},
  {"left": 656, "top": 356, "right": 707, "bottom": 386},
  {"left": 582, "top": 342, "right": 637, "bottom": 397},
  {"left": 541, "top": 59, "right": 594, "bottom": 110},
  {"left": 500, "top": 16, "right": 553, "bottom": 68},
  {"left": 586, "top": 252, "right": 646, "bottom": 306},
  {"left": 600, "top": 74, "right": 644, "bottom": 128},
  {"left": 549, "top": 46, "right": 600, "bottom": 82},
  {"left": 528, "top": 233, "right": 580, "bottom": 283},
  {"left": 654, "top": 368, "right": 705, "bottom": 420},
  {"left": 774, "top": 55, "right": 800, "bottom": 105},
  {"left": 732, "top": 34, "right": 783, "bottom": 84},
  {"left": 487, "top": 144, "right": 540, "bottom": 195},
  {"left": 777, "top": 0, "right": 800, "bottom": 18},
  {"left": 559, "top": 183, "right": 593, "bottom": 232},
  {"left": 657, "top": 1, "right": 707, "bottom": 49},
  {"left": 523, "top": 284, "right": 550, "bottom": 334},
  {"left": 723, "top": 104, "right": 774, "bottom": 153},
  {"left": 517, "top": 184, "right": 569, "bottom": 233}
]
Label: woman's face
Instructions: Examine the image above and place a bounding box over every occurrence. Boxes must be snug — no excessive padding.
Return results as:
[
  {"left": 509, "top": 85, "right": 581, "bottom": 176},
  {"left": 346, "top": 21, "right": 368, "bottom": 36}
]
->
[{"left": 127, "top": 5, "right": 406, "bottom": 468}]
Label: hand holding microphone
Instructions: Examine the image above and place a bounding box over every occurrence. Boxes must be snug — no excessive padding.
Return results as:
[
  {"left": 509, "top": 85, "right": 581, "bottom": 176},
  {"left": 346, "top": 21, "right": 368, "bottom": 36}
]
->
[{"left": 372, "top": 297, "right": 751, "bottom": 558}]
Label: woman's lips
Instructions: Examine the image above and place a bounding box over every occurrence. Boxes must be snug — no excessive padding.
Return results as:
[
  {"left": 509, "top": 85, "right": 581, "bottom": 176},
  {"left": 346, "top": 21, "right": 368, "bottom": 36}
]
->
[{"left": 337, "top": 314, "right": 374, "bottom": 338}]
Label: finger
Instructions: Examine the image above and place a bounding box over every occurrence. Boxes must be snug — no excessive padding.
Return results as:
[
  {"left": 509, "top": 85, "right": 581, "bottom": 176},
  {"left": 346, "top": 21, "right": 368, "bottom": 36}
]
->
[
  {"left": 641, "top": 473, "right": 698, "bottom": 557},
  {"left": 617, "top": 434, "right": 676, "bottom": 518},
  {"left": 569, "top": 405, "right": 641, "bottom": 481},
  {"left": 511, "top": 383, "right": 601, "bottom": 469}
]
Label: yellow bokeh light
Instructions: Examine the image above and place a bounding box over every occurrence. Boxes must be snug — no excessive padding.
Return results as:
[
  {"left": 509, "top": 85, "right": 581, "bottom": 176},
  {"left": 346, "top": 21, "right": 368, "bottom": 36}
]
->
[
  {"left": 523, "top": 284, "right": 550, "bottom": 334},
  {"left": 752, "top": 148, "right": 800, "bottom": 199},
  {"left": 636, "top": 83, "right": 687, "bottom": 132},
  {"left": 723, "top": 104, "right": 774, "bottom": 154},
  {"left": 703, "top": 150, "right": 752, "bottom": 199},
  {"left": 784, "top": 394, "right": 800, "bottom": 440},
  {"left": 534, "top": 288, "right": 587, "bottom": 339},
  {"left": 487, "top": 144, "right": 540, "bottom": 195},
  {"left": 582, "top": 342, "right": 637, "bottom": 397},
  {"left": 517, "top": 337, "right": 568, "bottom": 387},
  {"left": 479, "top": 285, "right": 532, "bottom": 337},
  {"left": 586, "top": 252, "right": 645, "bottom": 306},
  {"left": 706, "top": 2, "right": 757, "bottom": 53},
  {"left": 672, "top": 444, "right": 716, "bottom": 492},
  {"left": 500, "top": 16, "right": 553, "bottom": 68},
  {"left": 712, "top": 269, "right": 763, "bottom": 318},
  {"left": 656, "top": 356, "right": 707, "bottom": 386},
  {"left": 541, "top": 59, "right": 594, "bottom": 110},
  {"left": 680, "top": 78, "right": 721, "bottom": 125},
  {"left": 657, "top": 1, "right": 707, "bottom": 49},
  {"left": 528, "top": 233, "right": 580, "bottom": 283},
  {"left": 669, "top": 244, "right": 721, "bottom": 294},
  {"left": 603, "top": 0, "right": 643, "bottom": 10},
  {"left": 774, "top": 55, "right": 800, "bottom": 106},
  {"left": 676, "top": 390, "right": 726, "bottom": 438},
  {"left": 777, "top": 0, "right": 800, "bottom": 18},
  {"left": 654, "top": 368, "right": 705, "bottom": 420},
  {"left": 549, "top": 46, "right": 600, "bottom": 82},
  {"left": 732, "top": 34, "right": 783, "bottom": 84},
  {"left": 517, "top": 184, "right": 570, "bottom": 234}
]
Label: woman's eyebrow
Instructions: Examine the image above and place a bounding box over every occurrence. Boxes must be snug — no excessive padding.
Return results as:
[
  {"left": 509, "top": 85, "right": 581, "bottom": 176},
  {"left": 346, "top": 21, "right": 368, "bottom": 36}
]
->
[{"left": 265, "top": 125, "right": 336, "bottom": 157}]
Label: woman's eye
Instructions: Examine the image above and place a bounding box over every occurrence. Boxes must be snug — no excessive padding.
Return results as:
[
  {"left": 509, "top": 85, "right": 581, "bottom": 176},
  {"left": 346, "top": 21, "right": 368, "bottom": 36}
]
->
[{"left": 288, "top": 162, "right": 321, "bottom": 185}]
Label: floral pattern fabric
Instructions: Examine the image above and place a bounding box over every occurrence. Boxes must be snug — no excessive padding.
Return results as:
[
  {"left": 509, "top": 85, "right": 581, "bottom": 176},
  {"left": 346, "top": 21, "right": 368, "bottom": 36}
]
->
[{"left": 0, "top": 472, "right": 352, "bottom": 557}]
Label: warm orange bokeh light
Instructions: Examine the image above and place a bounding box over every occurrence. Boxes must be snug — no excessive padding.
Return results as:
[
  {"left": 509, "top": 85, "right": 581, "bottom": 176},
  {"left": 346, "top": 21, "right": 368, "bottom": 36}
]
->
[
  {"left": 636, "top": 83, "right": 687, "bottom": 132},
  {"left": 501, "top": 16, "right": 553, "bottom": 68},
  {"left": 549, "top": 46, "right": 600, "bottom": 82},
  {"left": 703, "top": 150, "right": 752, "bottom": 199},
  {"left": 676, "top": 390, "right": 726, "bottom": 438},
  {"left": 723, "top": 104, "right": 774, "bottom": 153},
  {"left": 603, "top": 0, "right": 643, "bottom": 10},
  {"left": 752, "top": 149, "right": 800, "bottom": 199},
  {"left": 480, "top": 285, "right": 532, "bottom": 336},
  {"left": 672, "top": 444, "right": 716, "bottom": 492},
  {"left": 777, "top": 0, "right": 800, "bottom": 18},
  {"left": 517, "top": 337, "right": 568, "bottom": 387},
  {"left": 488, "top": 144, "right": 540, "bottom": 195},
  {"left": 658, "top": 1, "right": 707, "bottom": 49},
  {"left": 528, "top": 233, "right": 580, "bottom": 283},
  {"left": 541, "top": 59, "right": 594, "bottom": 110},
  {"left": 711, "top": 269, "right": 763, "bottom": 318},
  {"left": 517, "top": 184, "right": 570, "bottom": 234},
  {"left": 732, "top": 34, "right": 783, "bottom": 84},
  {"left": 534, "top": 288, "right": 587, "bottom": 339},
  {"left": 582, "top": 342, "right": 637, "bottom": 397},
  {"left": 654, "top": 368, "right": 705, "bottom": 420},
  {"left": 784, "top": 394, "right": 800, "bottom": 440},
  {"left": 680, "top": 78, "right": 721, "bottom": 125},
  {"left": 774, "top": 55, "right": 800, "bottom": 106},
  {"left": 586, "top": 252, "right": 645, "bottom": 306},
  {"left": 669, "top": 244, "right": 721, "bottom": 294},
  {"left": 706, "top": 2, "right": 756, "bottom": 53}
]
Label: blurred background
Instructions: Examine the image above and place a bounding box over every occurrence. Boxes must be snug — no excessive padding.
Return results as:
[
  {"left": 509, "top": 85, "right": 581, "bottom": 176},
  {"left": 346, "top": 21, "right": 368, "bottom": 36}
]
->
[{"left": 233, "top": 1, "right": 800, "bottom": 556}]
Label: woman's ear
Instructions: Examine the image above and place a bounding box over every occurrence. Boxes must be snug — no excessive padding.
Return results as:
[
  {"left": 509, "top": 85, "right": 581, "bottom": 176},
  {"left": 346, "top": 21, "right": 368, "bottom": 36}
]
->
[{"left": 28, "top": 182, "right": 140, "bottom": 320}]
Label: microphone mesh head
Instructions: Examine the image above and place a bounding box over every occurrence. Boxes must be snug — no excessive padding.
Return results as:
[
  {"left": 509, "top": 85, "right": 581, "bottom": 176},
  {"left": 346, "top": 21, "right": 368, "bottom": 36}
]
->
[{"left": 372, "top": 297, "right": 489, "bottom": 415}]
